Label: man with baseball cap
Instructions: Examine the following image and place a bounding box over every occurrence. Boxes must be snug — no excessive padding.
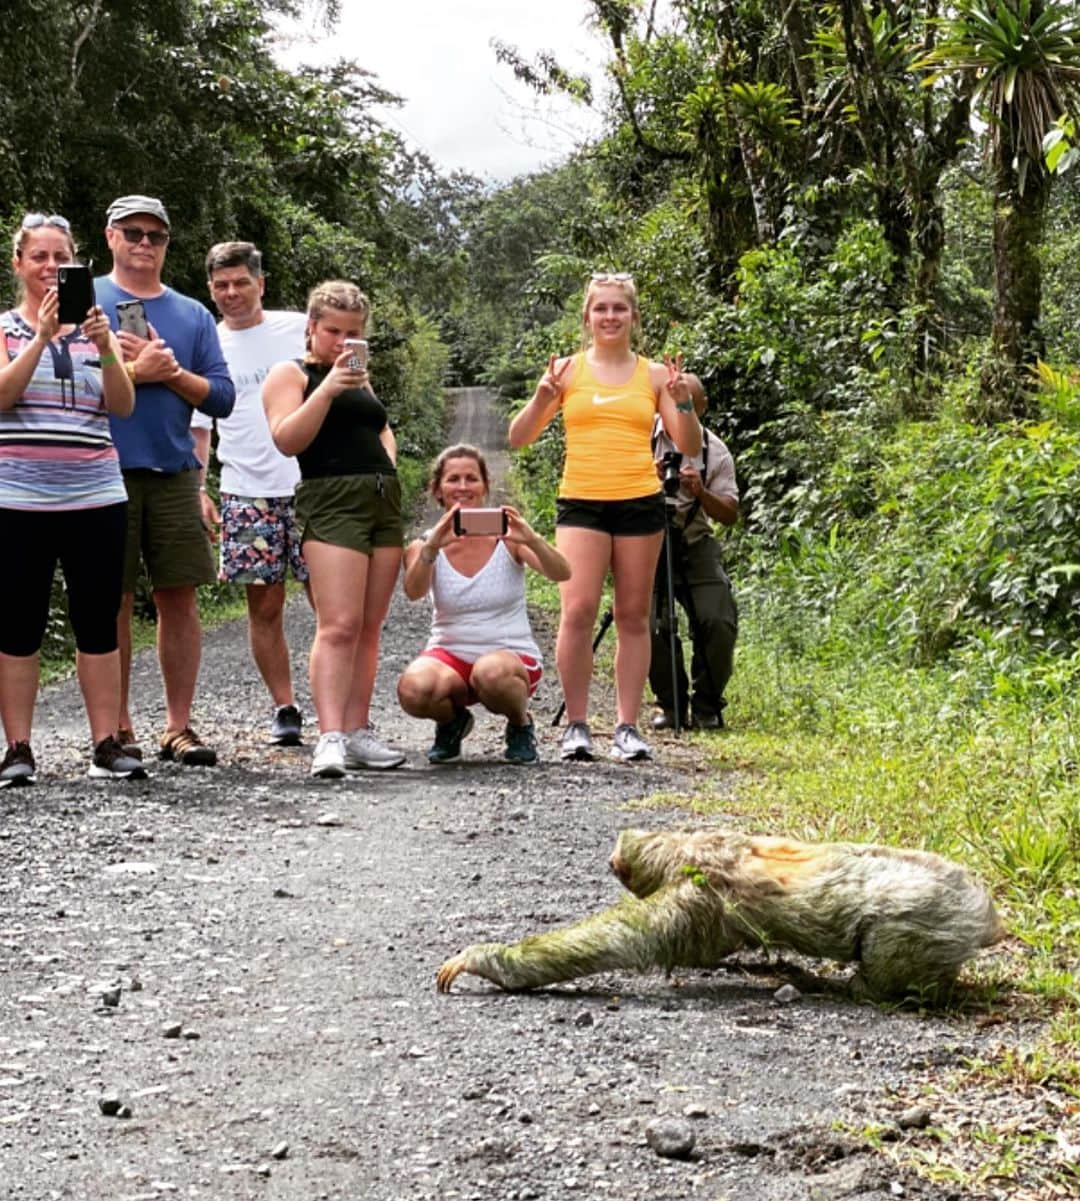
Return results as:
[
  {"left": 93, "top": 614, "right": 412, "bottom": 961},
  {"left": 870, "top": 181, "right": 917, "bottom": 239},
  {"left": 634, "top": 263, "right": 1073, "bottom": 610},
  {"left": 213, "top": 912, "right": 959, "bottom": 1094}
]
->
[{"left": 96, "top": 195, "right": 235, "bottom": 766}]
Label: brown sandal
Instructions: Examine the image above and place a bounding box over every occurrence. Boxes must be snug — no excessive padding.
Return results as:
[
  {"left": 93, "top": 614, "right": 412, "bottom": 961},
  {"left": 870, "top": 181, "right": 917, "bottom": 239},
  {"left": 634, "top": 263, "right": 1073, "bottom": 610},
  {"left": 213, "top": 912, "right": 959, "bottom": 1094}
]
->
[
  {"left": 158, "top": 727, "right": 217, "bottom": 766},
  {"left": 117, "top": 728, "right": 143, "bottom": 761}
]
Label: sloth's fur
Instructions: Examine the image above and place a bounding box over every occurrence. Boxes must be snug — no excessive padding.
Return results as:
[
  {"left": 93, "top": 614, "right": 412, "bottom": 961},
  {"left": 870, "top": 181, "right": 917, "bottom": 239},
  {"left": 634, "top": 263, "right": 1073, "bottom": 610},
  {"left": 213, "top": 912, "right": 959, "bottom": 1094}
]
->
[{"left": 436, "top": 827, "right": 1005, "bottom": 1001}]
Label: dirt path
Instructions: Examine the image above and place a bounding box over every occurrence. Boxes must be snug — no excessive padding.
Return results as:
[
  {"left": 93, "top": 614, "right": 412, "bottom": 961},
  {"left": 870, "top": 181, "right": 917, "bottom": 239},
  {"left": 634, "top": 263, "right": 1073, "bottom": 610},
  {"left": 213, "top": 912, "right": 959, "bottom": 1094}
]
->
[{"left": 0, "top": 388, "right": 1007, "bottom": 1200}]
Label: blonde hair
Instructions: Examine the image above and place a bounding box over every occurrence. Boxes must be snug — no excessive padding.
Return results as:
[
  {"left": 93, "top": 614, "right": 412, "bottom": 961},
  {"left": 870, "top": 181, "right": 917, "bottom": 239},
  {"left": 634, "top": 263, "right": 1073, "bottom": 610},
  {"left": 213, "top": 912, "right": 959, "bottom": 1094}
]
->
[
  {"left": 580, "top": 276, "right": 640, "bottom": 349},
  {"left": 304, "top": 280, "right": 370, "bottom": 358},
  {"left": 429, "top": 444, "right": 490, "bottom": 504}
]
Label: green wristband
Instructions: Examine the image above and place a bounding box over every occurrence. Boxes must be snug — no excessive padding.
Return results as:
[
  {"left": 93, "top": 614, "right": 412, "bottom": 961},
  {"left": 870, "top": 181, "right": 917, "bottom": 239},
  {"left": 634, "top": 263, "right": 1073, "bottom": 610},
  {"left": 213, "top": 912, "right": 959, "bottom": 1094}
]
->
[
  {"left": 99, "top": 350, "right": 118, "bottom": 367},
  {"left": 675, "top": 399, "right": 694, "bottom": 413}
]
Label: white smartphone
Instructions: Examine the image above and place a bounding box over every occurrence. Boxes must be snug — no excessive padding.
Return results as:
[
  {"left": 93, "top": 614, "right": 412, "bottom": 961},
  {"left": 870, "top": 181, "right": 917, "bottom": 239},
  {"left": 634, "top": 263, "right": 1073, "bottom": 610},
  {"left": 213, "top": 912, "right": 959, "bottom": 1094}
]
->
[{"left": 344, "top": 338, "right": 369, "bottom": 371}]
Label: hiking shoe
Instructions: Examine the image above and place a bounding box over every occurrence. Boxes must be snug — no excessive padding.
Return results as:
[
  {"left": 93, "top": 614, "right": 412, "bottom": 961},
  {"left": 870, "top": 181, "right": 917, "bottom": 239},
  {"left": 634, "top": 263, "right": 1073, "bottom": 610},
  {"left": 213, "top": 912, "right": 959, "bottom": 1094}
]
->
[
  {"left": 427, "top": 708, "right": 474, "bottom": 764},
  {"left": 692, "top": 711, "right": 723, "bottom": 731},
  {"left": 89, "top": 735, "right": 148, "bottom": 780},
  {"left": 651, "top": 710, "right": 690, "bottom": 731},
  {"left": 269, "top": 704, "right": 303, "bottom": 746},
  {"left": 345, "top": 725, "right": 405, "bottom": 770},
  {"left": 311, "top": 731, "right": 347, "bottom": 779},
  {"left": 559, "top": 721, "right": 594, "bottom": 762},
  {"left": 158, "top": 727, "right": 218, "bottom": 766},
  {"left": 0, "top": 741, "right": 36, "bottom": 787},
  {"left": 117, "top": 728, "right": 143, "bottom": 760},
  {"left": 610, "top": 723, "right": 652, "bottom": 762},
  {"left": 504, "top": 718, "right": 539, "bottom": 765}
]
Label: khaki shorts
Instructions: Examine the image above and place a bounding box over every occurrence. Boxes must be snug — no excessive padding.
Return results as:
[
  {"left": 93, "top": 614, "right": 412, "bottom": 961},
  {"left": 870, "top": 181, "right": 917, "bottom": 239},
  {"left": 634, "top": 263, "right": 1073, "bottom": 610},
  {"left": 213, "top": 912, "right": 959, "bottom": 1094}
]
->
[
  {"left": 122, "top": 468, "right": 216, "bottom": 592},
  {"left": 295, "top": 472, "right": 403, "bottom": 555}
]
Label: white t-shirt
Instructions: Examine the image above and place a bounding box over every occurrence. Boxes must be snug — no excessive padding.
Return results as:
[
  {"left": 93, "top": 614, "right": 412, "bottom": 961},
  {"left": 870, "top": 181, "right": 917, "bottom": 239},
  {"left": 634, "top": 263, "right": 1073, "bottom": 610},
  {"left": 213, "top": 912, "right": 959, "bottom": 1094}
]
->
[{"left": 192, "top": 310, "right": 307, "bottom": 497}]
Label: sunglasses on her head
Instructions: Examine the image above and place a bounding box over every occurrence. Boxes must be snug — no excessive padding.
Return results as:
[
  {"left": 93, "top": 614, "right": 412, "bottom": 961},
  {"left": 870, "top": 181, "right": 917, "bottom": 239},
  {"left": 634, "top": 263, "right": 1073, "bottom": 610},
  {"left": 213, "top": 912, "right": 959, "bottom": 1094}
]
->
[
  {"left": 112, "top": 224, "right": 169, "bottom": 247},
  {"left": 590, "top": 271, "right": 634, "bottom": 284},
  {"left": 21, "top": 213, "right": 72, "bottom": 231}
]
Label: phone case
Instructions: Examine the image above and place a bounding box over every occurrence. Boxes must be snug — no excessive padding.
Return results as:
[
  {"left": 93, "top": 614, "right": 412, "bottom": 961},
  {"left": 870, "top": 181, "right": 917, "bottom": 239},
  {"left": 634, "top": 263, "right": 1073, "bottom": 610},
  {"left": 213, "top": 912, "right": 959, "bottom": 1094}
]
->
[
  {"left": 453, "top": 508, "right": 508, "bottom": 537},
  {"left": 116, "top": 300, "right": 149, "bottom": 339},
  {"left": 56, "top": 265, "right": 95, "bottom": 325}
]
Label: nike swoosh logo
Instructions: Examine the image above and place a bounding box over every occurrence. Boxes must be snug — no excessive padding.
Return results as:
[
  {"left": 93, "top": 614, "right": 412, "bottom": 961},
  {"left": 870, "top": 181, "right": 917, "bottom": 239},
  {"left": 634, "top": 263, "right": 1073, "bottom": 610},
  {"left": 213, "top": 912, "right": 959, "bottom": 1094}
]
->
[{"left": 592, "top": 393, "right": 626, "bottom": 405}]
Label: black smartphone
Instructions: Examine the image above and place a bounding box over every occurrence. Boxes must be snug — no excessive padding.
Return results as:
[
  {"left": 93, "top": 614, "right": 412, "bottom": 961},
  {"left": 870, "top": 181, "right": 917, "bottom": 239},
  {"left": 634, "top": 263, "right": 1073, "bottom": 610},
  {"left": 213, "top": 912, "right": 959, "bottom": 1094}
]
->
[
  {"left": 56, "top": 264, "right": 95, "bottom": 325},
  {"left": 116, "top": 298, "right": 149, "bottom": 339},
  {"left": 453, "top": 507, "right": 509, "bottom": 537}
]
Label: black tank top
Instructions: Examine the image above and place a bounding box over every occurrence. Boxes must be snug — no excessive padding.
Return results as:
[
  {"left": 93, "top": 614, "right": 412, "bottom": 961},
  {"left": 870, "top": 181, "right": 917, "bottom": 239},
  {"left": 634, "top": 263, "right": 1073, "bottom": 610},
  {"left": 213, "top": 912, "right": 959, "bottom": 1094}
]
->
[{"left": 296, "top": 362, "right": 397, "bottom": 480}]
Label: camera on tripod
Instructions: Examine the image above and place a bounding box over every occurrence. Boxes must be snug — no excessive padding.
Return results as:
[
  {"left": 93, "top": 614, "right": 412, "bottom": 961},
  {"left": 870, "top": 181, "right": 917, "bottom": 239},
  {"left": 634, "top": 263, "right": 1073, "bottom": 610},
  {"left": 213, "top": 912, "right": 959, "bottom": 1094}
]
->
[{"left": 661, "top": 450, "right": 683, "bottom": 497}]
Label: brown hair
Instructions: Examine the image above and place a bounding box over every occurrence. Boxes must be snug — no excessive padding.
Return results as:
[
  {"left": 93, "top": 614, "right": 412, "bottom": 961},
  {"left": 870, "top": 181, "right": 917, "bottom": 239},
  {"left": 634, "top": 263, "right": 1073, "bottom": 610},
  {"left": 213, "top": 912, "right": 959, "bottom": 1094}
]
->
[{"left": 429, "top": 444, "right": 490, "bottom": 504}]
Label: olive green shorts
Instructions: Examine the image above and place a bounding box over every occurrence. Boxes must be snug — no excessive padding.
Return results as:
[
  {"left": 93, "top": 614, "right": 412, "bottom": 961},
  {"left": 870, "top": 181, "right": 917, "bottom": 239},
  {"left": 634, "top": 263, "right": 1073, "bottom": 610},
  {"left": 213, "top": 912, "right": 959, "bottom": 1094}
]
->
[
  {"left": 121, "top": 468, "right": 216, "bottom": 593},
  {"left": 295, "top": 473, "right": 403, "bottom": 555}
]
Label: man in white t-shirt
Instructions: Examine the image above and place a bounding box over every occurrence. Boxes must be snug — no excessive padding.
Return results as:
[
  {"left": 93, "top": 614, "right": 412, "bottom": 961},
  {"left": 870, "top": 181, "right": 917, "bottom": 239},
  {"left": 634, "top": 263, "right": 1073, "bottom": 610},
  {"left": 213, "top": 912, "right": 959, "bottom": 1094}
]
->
[{"left": 192, "top": 242, "right": 309, "bottom": 745}]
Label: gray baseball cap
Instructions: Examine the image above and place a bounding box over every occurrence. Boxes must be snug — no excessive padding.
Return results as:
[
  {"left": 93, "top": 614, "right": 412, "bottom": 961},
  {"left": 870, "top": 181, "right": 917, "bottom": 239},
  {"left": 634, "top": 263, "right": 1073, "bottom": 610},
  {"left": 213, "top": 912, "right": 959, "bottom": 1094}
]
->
[{"left": 106, "top": 194, "right": 170, "bottom": 228}]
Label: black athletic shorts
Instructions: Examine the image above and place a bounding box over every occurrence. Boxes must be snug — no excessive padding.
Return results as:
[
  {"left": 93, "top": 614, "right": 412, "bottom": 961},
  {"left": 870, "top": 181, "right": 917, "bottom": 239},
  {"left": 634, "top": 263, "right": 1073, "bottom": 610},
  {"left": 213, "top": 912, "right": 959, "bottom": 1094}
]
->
[{"left": 555, "top": 492, "right": 665, "bottom": 537}]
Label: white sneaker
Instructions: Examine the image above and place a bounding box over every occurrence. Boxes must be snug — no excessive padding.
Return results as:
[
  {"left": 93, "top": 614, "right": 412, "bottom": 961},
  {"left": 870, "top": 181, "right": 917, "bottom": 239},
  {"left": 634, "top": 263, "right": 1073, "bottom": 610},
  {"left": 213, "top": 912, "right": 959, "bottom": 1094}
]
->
[
  {"left": 560, "top": 721, "right": 594, "bottom": 761},
  {"left": 345, "top": 725, "right": 405, "bottom": 770},
  {"left": 610, "top": 723, "right": 652, "bottom": 762},
  {"left": 311, "top": 731, "right": 347, "bottom": 778}
]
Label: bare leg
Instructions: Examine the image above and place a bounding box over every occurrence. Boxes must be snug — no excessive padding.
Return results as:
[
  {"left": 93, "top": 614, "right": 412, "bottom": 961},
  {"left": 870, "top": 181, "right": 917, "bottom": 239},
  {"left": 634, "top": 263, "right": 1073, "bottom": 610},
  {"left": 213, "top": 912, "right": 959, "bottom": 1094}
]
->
[
  {"left": 554, "top": 527, "right": 612, "bottom": 724},
  {"left": 76, "top": 650, "right": 123, "bottom": 744},
  {"left": 343, "top": 546, "right": 401, "bottom": 731},
  {"left": 0, "top": 651, "right": 39, "bottom": 743},
  {"left": 153, "top": 585, "right": 202, "bottom": 733},
  {"left": 303, "top": 541, "right": 367, "bottom": 732},
  {"left": 470, "top": 651, "right": 530, "bottom": 725},
  {"left": 117, "top": 591, "right": 135, "bottom": 732},
  {"left": 397, "top": 657, "right": 469, "bottom": 724},
  {"left": 610, "top": 532, "right": 664, "bottom": 727},
  {"left": 245, "top": 583, "right": 293, "bottom": 707}
]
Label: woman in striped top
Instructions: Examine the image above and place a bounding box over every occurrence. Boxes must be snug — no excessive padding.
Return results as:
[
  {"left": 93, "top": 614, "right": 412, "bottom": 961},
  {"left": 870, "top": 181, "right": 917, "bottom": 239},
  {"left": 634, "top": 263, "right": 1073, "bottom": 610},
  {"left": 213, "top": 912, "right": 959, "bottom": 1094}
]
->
[{"left": 0, "top": 213, "right": 141, "bottom": 785}]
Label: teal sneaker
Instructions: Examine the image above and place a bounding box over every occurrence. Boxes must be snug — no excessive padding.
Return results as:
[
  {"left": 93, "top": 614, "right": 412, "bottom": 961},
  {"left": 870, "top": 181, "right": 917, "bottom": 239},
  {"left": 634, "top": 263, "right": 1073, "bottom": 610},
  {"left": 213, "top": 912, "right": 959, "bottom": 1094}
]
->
[
  {"left": 427, "top": 708, "right": 475, "bottom": 764},
  {"left": 504, "top": 719, "right": 539, "bottom": 765}
]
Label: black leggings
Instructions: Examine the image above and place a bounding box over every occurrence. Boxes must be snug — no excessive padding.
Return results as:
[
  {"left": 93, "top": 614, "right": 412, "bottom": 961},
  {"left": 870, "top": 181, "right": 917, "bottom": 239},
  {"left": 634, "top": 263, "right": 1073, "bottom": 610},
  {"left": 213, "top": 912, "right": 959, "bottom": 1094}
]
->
[{"left": 0, "top": 502, "right": 127, "bottom": 657}]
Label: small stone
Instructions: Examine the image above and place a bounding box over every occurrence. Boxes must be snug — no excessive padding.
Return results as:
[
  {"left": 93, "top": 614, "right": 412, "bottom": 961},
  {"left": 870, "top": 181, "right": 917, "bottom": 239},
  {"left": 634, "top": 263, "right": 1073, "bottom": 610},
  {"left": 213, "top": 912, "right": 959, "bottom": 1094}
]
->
[
  {"left": 683, "top": 1102, "right": 709, "bottom": 1119},
  {"left": 100, "top": 987, "right": 121, "bottom": 1008},
  {"left": 117, "top": 1104, "right": 133, "bottom": 1119},
  {"left": 162, "top": 1022, "right": 183, "bottom": 1039},
  {"left": 269, "top": 1141, "right": 289, "bottom": 1160},
  {"left": 897, "top": 1105, "right": 932, "bottom": 1130},
  {"left": 573, "top": 1010, "right": 595, "bottom": 1028},
  {"left": 315, "top": 812, "right": 342, "bottom": 827},
  {"left": 255, "top": 1163, "right": 272, "bottom": 1178},
  {"left": 98, "top": 1092, "right": 122, "bottom": 1117},
  {"left": 181, "top": 1030, "right": 201, "bottom": 1040},
  {"left": 645, "top": 1117, "right": 695, "bottom": 1160},
  {"left": 774, "top": 983, "right": 801, "bottom": 1004},
  {"left": 130, "top": 978, "right": 143, "bottom": 992}
]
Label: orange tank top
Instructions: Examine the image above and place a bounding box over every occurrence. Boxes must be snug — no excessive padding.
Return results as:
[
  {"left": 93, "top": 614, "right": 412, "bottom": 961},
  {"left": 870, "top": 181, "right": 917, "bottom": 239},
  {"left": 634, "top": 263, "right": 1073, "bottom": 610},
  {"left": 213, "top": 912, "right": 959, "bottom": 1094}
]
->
[{"left": 559, "top": 353, "right": 660, "bottom": 500}]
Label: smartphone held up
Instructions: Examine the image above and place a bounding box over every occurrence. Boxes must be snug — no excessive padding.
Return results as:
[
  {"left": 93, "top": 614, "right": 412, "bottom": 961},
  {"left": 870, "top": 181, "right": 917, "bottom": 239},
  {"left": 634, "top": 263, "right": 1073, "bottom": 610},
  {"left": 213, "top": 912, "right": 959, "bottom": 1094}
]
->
[
  {"left": 56, "top": 264, "right": 95, "bottom": 325},
  {"left": 116, "top": 299, "right": 149, "bottom": 339},
  {"left": 344, "top": 338, "right": 369, "bottom": 371},
  {"left": 453, "top": 507, "right": 509, "bottom": 538}
]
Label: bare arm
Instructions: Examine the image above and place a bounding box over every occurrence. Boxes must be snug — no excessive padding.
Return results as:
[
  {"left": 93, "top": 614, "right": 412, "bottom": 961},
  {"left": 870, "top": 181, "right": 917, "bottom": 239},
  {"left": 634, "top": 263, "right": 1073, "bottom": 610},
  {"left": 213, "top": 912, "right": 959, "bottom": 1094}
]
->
[
  {"left": 503, "top": 507, "right": 571, "bottom": 582},
  {"left": 379, "top": 422, "right": 397, "bottom": 466},
  {"left": 0, "top": 290, "right": 58, "bottom": 409},
  {"left": 653, "top": 356, "right": 702, "bottom": 458},
  {"left": 508, "top": 354, "right": 572, "bottom": 449},
  {"left": 402, "top": 506, "right": 458, "bottom": 600}
]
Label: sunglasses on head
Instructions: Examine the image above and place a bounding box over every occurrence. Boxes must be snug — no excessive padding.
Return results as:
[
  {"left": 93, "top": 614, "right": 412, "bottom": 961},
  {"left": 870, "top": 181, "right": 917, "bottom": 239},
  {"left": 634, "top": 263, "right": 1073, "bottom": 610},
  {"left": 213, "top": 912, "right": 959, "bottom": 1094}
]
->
[
  {"left": 22, "top": 213, "right": 71, "bottom": 232},
  {"left": 112, "top": 224, "right": 169, "bottom": 247},
  {"left": 590, "top": 271, "right": 634, "bottom": 284}
]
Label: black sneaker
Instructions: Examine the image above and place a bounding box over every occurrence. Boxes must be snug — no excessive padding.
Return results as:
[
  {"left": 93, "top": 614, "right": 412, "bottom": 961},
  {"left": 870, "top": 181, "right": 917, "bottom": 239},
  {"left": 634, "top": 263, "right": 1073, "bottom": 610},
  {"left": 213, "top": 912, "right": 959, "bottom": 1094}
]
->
[
  {"left": 427, "top": 708, "right": 474, "bottom": 764},
  {"left": 90, "top": 735, "right": 148, "bottom": 780},
  {"left": 504, "top": 719, "right": 539, "bottom": 765},
  {"left": 651, "top": 710, "right": 690, "bottom": 731},
  {"left": 0, "top": 741, "right": 35, "bottom": 787},
  {"left": 269, "top": 704, "right": 303, "bottom": 746}
]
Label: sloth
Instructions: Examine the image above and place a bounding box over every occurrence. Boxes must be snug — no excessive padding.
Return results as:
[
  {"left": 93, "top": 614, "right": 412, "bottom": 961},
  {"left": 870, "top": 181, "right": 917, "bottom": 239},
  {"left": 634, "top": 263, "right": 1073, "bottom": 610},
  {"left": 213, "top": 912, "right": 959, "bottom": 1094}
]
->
[{"left": 436, "top": 827, "right": 1006, "bottom": 1001}]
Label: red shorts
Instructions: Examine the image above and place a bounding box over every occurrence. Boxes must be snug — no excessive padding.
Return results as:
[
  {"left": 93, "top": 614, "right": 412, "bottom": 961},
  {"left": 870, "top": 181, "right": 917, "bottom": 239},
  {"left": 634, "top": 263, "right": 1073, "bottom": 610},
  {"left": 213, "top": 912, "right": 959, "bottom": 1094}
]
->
[{"left": 422, "top": 647, "right": 543, "bottom": 705}]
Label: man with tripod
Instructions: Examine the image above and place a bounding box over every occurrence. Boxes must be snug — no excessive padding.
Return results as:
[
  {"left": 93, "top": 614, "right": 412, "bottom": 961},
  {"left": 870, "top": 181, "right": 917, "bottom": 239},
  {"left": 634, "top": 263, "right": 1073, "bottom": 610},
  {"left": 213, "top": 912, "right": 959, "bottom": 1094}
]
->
[{"left": 650, "top": 374, "right": 739, "bottom": 730}]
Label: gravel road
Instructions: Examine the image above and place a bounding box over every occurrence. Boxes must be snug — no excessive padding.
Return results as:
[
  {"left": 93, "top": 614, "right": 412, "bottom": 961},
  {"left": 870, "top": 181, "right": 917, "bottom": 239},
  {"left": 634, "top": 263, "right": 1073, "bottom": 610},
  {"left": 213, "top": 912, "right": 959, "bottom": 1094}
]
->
[{"left": 0, "top": 389, "right": 1031, "bottom": 1200}]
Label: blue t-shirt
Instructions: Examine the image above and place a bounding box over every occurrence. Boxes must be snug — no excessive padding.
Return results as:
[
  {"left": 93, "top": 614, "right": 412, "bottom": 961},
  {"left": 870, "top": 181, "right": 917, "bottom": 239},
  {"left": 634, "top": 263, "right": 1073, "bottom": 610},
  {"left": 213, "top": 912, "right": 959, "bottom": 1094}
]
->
[{"left": 95, "top": 276, "right": 234, "bottom": 473}]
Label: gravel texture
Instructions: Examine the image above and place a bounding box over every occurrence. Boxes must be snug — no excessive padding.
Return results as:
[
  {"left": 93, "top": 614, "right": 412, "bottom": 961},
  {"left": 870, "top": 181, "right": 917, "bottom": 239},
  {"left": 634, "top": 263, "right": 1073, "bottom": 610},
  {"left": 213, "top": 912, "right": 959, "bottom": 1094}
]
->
[{"left": 0, "top": 390, "right": 1048, "bottom": 1200}]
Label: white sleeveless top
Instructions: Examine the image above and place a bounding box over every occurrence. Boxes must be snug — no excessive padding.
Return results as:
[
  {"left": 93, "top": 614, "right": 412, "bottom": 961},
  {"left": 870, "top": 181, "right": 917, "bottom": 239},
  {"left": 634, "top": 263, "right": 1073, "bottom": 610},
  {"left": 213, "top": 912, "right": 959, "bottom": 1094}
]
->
[{"left": 424, "top": 539, "right": 542, "bottom": 664}]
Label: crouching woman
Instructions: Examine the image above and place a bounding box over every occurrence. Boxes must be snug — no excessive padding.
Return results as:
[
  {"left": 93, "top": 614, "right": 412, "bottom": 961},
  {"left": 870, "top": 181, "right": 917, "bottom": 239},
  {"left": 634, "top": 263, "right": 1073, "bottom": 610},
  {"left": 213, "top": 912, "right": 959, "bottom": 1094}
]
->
[{"left": 397, "top": 445, "right": 570, "bottom": 765}]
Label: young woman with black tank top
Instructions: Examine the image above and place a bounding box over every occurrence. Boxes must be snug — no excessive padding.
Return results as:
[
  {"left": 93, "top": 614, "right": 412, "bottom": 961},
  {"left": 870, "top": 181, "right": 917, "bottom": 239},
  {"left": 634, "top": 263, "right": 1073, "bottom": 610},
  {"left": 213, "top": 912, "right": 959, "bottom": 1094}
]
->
[{"left": 263, "top": 280, "right": 405, "bottom": 778}]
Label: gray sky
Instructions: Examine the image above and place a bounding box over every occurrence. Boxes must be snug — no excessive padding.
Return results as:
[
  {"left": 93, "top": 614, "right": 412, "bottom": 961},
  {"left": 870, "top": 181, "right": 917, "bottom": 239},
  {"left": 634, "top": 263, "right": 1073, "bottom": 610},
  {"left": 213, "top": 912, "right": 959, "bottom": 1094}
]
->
[{"left": 277, "top": 1, "right": 610, "bottom": 180}]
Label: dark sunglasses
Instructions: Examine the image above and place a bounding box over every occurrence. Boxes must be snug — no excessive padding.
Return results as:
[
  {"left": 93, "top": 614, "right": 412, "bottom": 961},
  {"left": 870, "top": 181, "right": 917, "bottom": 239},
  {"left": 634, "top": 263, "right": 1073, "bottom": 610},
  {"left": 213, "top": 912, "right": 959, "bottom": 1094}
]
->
[
  {"left": 112, "top": 224, "right": 169, "bottom": 247},
  {"left": 22, "top": 213, "right": 72, "bottom": 231}
]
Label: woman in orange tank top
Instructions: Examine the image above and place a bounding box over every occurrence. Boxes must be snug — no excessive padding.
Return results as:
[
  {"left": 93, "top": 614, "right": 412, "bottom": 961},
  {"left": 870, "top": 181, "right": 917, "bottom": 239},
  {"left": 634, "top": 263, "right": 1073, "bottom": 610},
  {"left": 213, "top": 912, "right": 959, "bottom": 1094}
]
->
[{"left": 509, "top": 274, "right": 701, "bottom": 763}]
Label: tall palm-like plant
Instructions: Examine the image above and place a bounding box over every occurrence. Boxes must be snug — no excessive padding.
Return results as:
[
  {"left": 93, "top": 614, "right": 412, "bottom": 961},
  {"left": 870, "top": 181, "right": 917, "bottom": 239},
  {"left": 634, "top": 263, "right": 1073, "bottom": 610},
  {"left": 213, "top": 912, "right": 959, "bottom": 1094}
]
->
[{"left": 922, "top": 0, "right": 1080, "bottom": 413}]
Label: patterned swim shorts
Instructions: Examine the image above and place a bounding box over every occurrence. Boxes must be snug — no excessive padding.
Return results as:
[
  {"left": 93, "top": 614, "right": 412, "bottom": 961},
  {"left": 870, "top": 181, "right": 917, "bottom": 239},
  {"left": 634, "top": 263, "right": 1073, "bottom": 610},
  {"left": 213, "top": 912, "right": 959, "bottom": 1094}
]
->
[{"left": 219, "top": 493, "right": 309, "bottom": 585}]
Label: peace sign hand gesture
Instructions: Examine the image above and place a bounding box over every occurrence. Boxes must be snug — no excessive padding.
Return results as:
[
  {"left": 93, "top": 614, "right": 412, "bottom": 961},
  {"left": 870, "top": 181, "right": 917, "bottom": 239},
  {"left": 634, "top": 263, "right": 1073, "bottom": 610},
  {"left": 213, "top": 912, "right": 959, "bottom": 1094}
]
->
[
  {"left": 664, "top": 352, "right": 692, "bottom": 409},
  {"left": 536, "top": 354, "right": 570, "bottom": 406}
]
